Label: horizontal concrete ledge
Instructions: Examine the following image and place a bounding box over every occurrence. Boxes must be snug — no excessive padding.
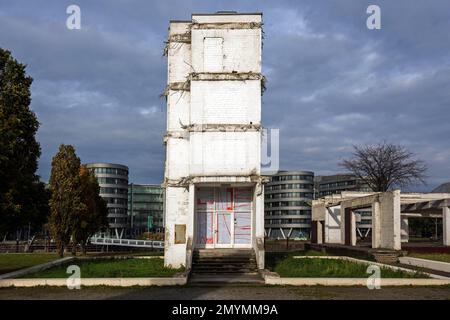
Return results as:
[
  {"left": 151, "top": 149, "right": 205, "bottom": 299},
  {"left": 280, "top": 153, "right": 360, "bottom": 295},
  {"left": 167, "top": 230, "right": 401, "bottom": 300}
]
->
[
  {"left": 399, "top": 257, "right": 450, "bottom": 273},
  {"left": 0, "top": 277, "right": 187, "bottom": 288},
  {"left": 265, "top": 277, "right": 450, "bottom": 286},
  {"left": 293, "top": 256, "right": 449, "bottom": 279}
]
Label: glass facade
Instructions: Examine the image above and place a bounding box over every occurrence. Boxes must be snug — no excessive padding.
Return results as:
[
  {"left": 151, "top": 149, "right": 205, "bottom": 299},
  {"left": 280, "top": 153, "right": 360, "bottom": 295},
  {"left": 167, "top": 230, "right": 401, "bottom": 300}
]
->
[
  {"left": 86, "top": 163, "right": 129, "bottom": 238},
  {"left": 264, "top": 171, "right": 314, "bottom": 240},
  {"left": 128, "top": 184, "right": 164, "bottom": 237}
]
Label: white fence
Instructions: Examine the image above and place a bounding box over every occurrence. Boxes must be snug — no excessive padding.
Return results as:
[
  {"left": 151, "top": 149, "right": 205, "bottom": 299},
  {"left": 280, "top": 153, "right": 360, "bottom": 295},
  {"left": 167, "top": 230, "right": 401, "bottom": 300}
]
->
[{"left": 90, "top": 237, "right": 164, "bottom": 249}]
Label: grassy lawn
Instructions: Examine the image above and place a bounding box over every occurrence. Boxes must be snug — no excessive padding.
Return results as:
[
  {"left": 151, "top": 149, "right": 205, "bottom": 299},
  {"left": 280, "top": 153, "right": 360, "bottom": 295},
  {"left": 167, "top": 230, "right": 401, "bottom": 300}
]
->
[
  {"left": 409, "top": 253, "right": 450, "bottom": 263},
  {"left": 0, "top": 253, "right": 59, "bottom": 274},
  {"left": 25, "top": 258, "right": 183, "bottom": 278},
  {"left": 265, "top": 250, "right": 326, "bottom": 271},
  {"left": 266, "top": 251, "right": 427, "bottom": 278}
]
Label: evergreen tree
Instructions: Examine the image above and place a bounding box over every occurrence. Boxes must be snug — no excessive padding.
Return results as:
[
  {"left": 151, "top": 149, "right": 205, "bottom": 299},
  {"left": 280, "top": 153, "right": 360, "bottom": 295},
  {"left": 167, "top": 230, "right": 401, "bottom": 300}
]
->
[
  {"left": 73, "top": 165, "right": 108, "bottom": 255},
  {"left": 48, "top": 144, "right": 84, "bottom": 257},
  {"left": 0, "top": 48, "right": 42, "bottom": 238}
]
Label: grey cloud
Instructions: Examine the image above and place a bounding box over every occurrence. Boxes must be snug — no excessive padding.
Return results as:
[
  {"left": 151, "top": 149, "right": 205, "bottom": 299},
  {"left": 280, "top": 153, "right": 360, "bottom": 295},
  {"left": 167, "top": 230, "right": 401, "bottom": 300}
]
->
[{"left": 1, "top": 0, "right": 449, "bottom": 191}]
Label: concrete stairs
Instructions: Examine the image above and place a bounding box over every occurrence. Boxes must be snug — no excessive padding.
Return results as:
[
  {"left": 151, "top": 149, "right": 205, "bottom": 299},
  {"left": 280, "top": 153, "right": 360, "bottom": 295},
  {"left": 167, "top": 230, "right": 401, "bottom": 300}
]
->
[{"left": 189, "top": 249, "right": 263, "bottom": 284}]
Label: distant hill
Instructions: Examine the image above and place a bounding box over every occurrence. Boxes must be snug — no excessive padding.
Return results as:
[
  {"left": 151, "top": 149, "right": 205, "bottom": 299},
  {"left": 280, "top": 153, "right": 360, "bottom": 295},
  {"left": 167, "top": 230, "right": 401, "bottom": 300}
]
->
[{"left": 432, "top": 182, "right": 450, "bottom": 193}]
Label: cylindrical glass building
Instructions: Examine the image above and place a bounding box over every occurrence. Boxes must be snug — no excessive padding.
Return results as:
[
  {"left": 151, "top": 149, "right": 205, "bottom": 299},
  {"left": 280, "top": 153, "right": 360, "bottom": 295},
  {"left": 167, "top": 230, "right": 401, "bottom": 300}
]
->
[
  {"left": 86, "top": 163, "right": 129, "bottom": 239},
  {"left": 265, "top": 171, "right": 314, "bottom": 240}
]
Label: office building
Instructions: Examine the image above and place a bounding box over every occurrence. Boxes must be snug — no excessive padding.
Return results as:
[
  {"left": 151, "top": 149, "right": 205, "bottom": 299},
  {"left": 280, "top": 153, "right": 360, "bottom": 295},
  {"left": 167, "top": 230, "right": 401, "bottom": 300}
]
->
[
  {"left": 265, "top": 171, "right": 314, "bottom": 240},
  {"left": 128, "top": 183, "right": 164, "bottom": 236},
  {"left": 86, "top": 163, "right": 129, "bottom": 239}
]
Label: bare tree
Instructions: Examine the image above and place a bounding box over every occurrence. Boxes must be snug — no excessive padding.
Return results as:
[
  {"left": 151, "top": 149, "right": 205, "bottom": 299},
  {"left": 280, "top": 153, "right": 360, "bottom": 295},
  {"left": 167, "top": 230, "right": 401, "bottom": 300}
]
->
[{"left": 340, "top": 142, "right": 427, "bottom": 192}]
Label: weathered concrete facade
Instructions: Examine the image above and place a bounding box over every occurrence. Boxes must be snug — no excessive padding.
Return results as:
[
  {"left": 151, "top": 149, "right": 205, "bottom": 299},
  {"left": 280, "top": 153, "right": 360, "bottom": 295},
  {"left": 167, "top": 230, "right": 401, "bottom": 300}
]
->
[{"left": 163, "top": 12, "right": 265, "bottom": 269}]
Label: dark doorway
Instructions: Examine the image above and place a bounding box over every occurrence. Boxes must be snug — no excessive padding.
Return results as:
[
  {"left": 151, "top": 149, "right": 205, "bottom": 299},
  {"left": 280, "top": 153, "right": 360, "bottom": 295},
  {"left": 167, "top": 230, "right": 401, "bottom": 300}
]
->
[{"left": 344, "top": 208, "right": 352, "bottom": 245}]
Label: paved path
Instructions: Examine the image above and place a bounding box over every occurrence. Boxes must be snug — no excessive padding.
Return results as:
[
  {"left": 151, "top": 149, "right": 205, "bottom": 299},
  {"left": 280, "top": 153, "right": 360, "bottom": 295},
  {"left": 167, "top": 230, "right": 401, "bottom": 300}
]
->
[{"left": 0, "top": 285, "right": 449, "bottom": 300}]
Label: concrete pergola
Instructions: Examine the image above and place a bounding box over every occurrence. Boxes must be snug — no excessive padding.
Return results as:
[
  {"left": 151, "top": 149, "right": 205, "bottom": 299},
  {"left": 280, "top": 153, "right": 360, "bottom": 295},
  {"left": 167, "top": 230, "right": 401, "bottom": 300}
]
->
[{"left": 311, "top": 191, "right": 450, "bottom": 250}]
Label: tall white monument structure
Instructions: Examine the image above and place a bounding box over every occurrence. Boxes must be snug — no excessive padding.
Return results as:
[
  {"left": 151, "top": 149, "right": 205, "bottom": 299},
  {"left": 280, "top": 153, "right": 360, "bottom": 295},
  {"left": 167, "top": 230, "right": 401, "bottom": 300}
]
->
[{"left": 163, "top": 12, "right": 265, "bottom": 269}]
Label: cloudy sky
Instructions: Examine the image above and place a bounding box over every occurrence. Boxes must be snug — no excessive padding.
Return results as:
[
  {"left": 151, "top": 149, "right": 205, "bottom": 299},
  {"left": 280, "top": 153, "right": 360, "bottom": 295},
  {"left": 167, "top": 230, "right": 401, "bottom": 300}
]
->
[{"left": 1, "top": 0, "right": 449, "bottom": 190}]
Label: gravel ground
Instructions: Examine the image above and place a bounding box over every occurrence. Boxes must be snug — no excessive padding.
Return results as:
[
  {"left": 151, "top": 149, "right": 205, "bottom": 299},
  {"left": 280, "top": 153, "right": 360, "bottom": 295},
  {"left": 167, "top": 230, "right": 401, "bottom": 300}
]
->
[{"left": 0, "top": 284, "right": 449, "bottom": 300}]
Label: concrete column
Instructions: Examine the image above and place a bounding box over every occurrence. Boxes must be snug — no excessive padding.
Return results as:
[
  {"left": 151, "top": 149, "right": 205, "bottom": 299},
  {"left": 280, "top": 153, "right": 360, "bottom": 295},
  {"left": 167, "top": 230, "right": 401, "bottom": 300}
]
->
[
  {"left": 340, "top": 204, "right": 347, "bottom": 245},
  {"left": 317, "top": 221, "right": 323, "bottom": 244},
  {"left": 372, "top": 201, "right": 381, "bottom": 248},
  {"left": 187, "top": 183, "right": 195, "bottom": 243},
  {"left": 254, "top": 183, "right": 265, "bottom": 240},
  {"left": 379, "top": 190, "right": 402, "bottom": 250},
  {"left": 350, "top": 210, "right": 357, "bottom": 246},
  {"left": 254, "top": 183, "right": 265, "bottom": 269},
  {"left": 443, "top": 207, "right": 450, "bottom": 246},
  {"left": 401, "top": 217, "right": 409, "bottom": 243}
]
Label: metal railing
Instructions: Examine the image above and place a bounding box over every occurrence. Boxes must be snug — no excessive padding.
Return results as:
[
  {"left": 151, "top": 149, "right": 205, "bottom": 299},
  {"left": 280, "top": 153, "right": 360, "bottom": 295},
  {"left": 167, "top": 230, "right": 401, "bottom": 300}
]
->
[{"left": 89, "top": 236, "right": 164, "bottom": 249}]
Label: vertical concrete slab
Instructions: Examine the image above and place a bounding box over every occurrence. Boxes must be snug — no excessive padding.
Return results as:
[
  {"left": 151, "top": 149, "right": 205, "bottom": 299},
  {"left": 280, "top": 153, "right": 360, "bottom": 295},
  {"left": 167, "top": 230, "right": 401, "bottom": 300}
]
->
[
  {"left": 325, "top": 206, "right": 341, "bottom": 244},
  {"left": 401, "top": 217, "right": 409, "bottom": 243},
  {"left": 316, "top": 221, "right": 323, "bottom": 244},
  {"left": 350, "top": 209, "right": 357, "bottom": 246},
  {"left": 164, "top": 186, "right": 189, "bottom": 268},
  {"left": 340, "top": 204, "right": 347, "bottom": 245},
  {"left": 254, "top": 183, "right": 265, "bottom": 269},
  {"left": 371, "top": 201, "right": 381, "bottom": 248},
  {"left": 443, "top": 207, "right": 450, "bottom": 246}
]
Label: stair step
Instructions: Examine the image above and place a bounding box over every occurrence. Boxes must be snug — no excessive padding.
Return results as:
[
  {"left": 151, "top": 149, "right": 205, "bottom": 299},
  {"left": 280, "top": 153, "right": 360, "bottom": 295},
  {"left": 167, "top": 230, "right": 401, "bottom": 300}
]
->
[
  {"left": 192, "top": 265, "right": 256, "bottom": 270},
  {"left": 192, "top": 259, "right": 256, "bottom": 264},
  {"left": 192, "top": 249, "right": 257, "bottom": 275},
  {"left": 193, "top": 261, "right": 256, "bottom": 266},
  {"left": 192, "top": 270, "right": 258, "bottom": 274},
  {"left": 189, "top": 274, "right": 264, "bottom": 284}
]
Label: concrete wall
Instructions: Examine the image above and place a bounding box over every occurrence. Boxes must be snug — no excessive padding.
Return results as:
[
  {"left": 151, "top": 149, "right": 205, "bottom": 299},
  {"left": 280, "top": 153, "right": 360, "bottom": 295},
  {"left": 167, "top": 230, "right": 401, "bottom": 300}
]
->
[
  {"left": 190, "top": 81, "right": 261, "bottom": 125},
  {"left": 325, "top": 206, "right": 341, "bottom": 244},
  {"left": 190, "top": 131, "right": 260, "bottom": 176},
  {"left": 191, "top": 29, "right": 261, "bottom": 73},
  {"left": 164, "top": 186, "right": 190, "bottom": 268}
]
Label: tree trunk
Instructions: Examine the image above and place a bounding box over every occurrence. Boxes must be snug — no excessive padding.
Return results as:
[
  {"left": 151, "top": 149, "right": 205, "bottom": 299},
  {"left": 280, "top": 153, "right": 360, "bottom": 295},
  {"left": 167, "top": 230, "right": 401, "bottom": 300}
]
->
[
  {"left": 57, "top": 242, "right": 64, "bottom": 258},
  {"left": 71, "top": 242, "right": 77, "bottom": 256},
  {"left": 81, "top": 241, "right": 87, "bottom": 256}
]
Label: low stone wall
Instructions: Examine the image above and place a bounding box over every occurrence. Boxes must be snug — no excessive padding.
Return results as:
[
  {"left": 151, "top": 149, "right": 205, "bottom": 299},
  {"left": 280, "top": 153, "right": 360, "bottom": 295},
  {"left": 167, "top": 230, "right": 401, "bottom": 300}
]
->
[
  {"left": 292, "top": 256, "right": 448, "bottom": 279},
  {"left": 265, "top": 240, "right": 306, "bottom": 252},
  {"left": 307, "top": 243, "right": 373, "bottom": 260},
  {"left": 264, "top": 277, "right": 450, "bottom": 286},
  {"left": 262, "top": 255, "right": 450, "bottom": 286},
  {"left": 0, "top": 255, "right": 185, "bottom": 287},
  {"left": 399, "top": 257, "right": 450, "bottom": 273},
  {"left": 0, "top": 277, "right": 187, "bottom": 288}
]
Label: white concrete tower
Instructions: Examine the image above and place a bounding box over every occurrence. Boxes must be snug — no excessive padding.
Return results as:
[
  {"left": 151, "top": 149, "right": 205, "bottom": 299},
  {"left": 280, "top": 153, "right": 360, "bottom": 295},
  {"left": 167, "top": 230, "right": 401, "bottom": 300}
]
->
[{"left": 163, "top": 12, "right": 265, "bottom": 269}]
